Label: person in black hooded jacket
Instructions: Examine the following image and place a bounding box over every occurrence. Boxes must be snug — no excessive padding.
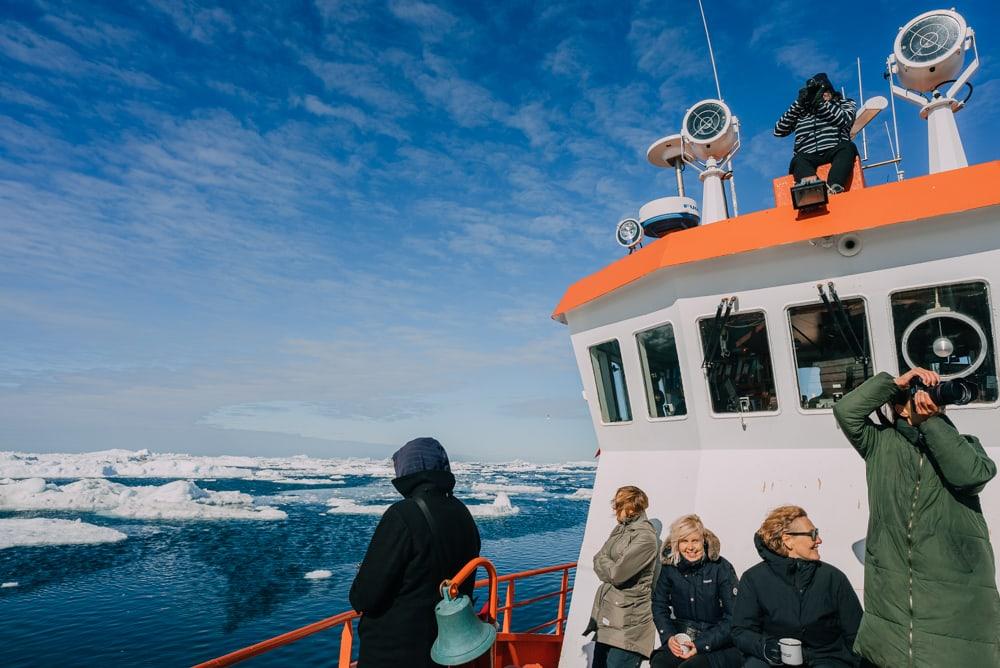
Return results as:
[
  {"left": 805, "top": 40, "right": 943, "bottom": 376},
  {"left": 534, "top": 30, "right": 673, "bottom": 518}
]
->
[
  {"left": 349, "top": 437, "right": 481, "bottom": 668},
  {"left": 732, "top": 506, "right": 861, "bottom": 668},
  {"left": 651, "top": 514, "right": 741, "bottom": 668}
]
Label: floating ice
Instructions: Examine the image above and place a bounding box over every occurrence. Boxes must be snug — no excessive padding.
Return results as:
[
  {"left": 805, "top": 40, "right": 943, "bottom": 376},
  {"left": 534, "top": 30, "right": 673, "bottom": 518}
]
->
[
  {"left": 304, "top": 570, "right": 332, "bottom": 580},
  {"left": 566, "top": 488, "right": 593, "bottom": 500},
  {"left": 325, "top": 497, "right": 390, "bottom": 516},
  {"left": 468, "top": 493, "right": 519, "bottom": 518},
  {"left": 471, "top": 482, "right": 545, "bottom": 495},
  {"left": 0, "top": 518, "right": 127, "bottom": 550},
  {"left": 1, "top": 581, "right": 18, "bottom": 588},
  {"left": 0, "top": 478, "right": 286, "bottom": 521}
]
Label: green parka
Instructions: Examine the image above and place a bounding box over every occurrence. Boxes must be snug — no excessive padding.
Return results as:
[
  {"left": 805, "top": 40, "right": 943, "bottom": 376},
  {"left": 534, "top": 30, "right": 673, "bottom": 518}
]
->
[
  {"left": 585, "top": 511, "right": 661, "bottom": 657},
  {"left": 833, "top": 372, "right": 1000, "bottom": 667}
]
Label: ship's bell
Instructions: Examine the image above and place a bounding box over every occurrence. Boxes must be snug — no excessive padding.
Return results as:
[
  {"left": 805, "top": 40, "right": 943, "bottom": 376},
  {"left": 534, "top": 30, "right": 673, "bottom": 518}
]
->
[{"left": 430, "top": 587, "right": 496, "bottom": 665}]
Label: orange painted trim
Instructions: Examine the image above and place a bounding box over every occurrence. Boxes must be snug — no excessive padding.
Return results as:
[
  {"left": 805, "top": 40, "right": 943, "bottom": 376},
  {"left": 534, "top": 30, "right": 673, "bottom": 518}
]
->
[{"left": 552, "top": 160, "right": 1000, "bottom": 322}]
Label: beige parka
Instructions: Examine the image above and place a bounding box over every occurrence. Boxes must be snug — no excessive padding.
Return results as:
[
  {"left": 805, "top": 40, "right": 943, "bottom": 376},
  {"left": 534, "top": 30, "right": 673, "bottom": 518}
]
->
[{"left": 586, "top": 511, "right": 661, "bottom": 657}]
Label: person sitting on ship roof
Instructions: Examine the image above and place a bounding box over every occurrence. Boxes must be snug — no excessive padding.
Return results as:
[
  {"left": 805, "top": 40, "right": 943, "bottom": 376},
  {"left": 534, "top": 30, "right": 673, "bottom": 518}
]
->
[
  {"left": 650, "top": 514, "right": 742, "bottom": 668},
  {"left": 774, "top": 73, "right": 857, "bottom": 194},
  {"left": 348, "top": 437, "right": 481, "bottom": 668},
  {"left": 731, "top": 505, "right": 862, "bottom": 667},
  {"left": 584, "top": 485, "right": 661, "bottom": 668},
  {"left": 833, "top": 368, "right": 1000, "bottom": 667}
]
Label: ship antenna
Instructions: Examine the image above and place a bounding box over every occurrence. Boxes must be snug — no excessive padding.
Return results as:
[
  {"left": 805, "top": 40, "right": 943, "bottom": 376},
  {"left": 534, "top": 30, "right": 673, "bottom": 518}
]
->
[
  {"left": 856, "top": 58, "right": 868, "bottom": 161},
  {"left": 697, "top": 0, "right": 723, "bottom": 100},
  {"left": 696, "top": 0, "right": 739, "bottom": 214}
]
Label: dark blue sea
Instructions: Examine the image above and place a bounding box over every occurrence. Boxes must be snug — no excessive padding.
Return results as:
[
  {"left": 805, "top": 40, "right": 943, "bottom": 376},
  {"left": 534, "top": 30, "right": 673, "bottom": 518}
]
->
[{"left": 0, "top": 469, "right": 593, "bottom": 667}]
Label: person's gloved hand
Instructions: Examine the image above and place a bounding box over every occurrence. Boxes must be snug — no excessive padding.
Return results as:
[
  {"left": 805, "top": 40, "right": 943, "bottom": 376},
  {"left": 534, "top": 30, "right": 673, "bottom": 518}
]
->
[
  {"left": 812, "top": 87, "right": 827, "bottom": 110},
  {"left": 762, "top": 638, "right": 783, "bottom": 666},
  {"left": 797, "top": 85, "right": 812, "bottom": 107}
]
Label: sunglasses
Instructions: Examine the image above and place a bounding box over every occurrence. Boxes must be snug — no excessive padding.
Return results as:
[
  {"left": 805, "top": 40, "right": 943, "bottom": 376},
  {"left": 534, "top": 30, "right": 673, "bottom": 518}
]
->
[{"left": 784, "top": 528, "right": 820, "bottom": 541}]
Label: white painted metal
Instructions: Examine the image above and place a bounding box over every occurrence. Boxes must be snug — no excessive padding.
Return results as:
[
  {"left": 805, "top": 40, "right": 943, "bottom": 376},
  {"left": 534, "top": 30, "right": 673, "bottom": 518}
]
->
[
  {"left": 850, "top": 96, "right": 888, "bottom": 140},
  {"left": 698, "top": 159, "right": 728, "bottom": 224},
  {"left": 556, "top": 204, "right": 1000, "bottom": 667},
  {"left": 923, "top": 97, "right": 969, "bottom": 172}
]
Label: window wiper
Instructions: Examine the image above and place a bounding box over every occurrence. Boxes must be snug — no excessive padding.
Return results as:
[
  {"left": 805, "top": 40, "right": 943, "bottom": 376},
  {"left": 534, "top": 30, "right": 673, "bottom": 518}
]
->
[
  {"left": 817, "top": 282, "right": 870, "bottom": 379},
  {"left": 702, "top": 296, "right": 737, "bottom": 370}
]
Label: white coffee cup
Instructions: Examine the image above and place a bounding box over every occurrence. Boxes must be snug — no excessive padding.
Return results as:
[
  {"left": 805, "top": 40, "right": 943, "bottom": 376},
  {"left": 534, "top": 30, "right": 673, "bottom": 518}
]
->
[
  {"left": 674, "top": 633, "right": 694, "bottom": 657},
  {"left": 779, "top": 638, "right": 803, "bottom": 666}
]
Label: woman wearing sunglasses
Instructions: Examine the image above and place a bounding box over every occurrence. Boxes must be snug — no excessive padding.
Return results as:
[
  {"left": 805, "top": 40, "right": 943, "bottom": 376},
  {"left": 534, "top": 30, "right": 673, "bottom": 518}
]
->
[{"left": 731, "top": 506, "right": 862, "bottom": 667}]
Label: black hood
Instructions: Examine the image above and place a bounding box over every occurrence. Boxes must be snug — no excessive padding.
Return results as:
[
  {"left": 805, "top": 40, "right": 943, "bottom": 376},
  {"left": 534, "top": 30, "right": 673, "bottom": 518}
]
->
[
  {"left": 754, "top": 532, "right": 817, "bottom": 587},
  {"left": 392, "top": 469, "right": 456, "bottom": 498},
  {"left": 811, "top": 72, "right": 834, "bottom": 92}
]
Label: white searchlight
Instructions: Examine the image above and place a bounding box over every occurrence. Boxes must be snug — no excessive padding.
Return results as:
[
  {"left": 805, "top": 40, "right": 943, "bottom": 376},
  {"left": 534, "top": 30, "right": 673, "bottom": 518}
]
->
[
  {"left": 887, "top": 9, "right": 978, "bottom": 173},
  {"left": 680, "top": 99, "right": 740, "bottom": 224}
]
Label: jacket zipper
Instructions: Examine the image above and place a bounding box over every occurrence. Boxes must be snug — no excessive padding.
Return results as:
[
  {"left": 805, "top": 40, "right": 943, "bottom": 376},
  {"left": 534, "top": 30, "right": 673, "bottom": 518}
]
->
[{"left": 905, "top": 452, "right": 925, "bottom": 668}]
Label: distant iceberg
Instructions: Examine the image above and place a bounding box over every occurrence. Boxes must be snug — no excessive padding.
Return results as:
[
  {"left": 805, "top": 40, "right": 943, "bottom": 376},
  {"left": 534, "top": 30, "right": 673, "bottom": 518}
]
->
[{"left": 0, "top": 518, "right": 127, "bottom": 550}]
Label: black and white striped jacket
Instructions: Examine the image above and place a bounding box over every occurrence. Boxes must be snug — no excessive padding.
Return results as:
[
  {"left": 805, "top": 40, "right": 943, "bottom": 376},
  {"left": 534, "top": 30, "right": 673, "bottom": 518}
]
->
[{"left": 774, "top": 97, "right": 857, "bottom": 155}]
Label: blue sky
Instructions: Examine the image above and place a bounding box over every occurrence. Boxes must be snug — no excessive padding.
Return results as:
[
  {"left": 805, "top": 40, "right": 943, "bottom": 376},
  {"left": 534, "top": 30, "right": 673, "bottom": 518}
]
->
[{"left": 1, "top": 0, "right": 998, "bottom": 461}]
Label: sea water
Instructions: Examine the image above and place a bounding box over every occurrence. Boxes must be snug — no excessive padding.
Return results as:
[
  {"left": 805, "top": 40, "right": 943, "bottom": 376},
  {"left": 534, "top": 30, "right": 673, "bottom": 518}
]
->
[{"left": 0, "top": 458, "right": 594, "bottom": 667}]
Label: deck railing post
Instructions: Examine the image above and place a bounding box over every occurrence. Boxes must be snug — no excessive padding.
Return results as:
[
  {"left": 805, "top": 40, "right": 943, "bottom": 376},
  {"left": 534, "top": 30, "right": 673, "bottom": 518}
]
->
[
  {"left": 557, "top": 567, "right": 570, "bottom": 635},
  {"left": 338, "top": 618, "right": 354, "bottom": 668},
  {"left": 502, "top": 581, "right": 515, "bottom": 633}
]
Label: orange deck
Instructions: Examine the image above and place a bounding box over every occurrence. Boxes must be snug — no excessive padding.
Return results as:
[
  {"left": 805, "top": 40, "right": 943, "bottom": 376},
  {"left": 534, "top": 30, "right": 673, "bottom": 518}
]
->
[{"left": 552, "top": 160, "right": 1000, "bottom": 322}]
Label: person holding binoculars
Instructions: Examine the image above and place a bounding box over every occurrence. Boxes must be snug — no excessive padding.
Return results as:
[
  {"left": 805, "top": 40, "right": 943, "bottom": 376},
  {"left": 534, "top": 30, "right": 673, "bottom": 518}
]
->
[
  {"left": 833, "top": 368, "right": 1000, "bottom": 667},
  {"left": 773, "top": 73, "right": 857, "bottom": 194}
]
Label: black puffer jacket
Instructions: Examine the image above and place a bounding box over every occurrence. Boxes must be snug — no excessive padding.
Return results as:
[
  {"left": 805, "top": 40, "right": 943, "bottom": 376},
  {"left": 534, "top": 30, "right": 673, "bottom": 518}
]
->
[
  {"left": 731, "top": 534, "right": 862, "bottom": 667},
  {"left": 652, "top": 529, "right": 739, "bottom": 665},
  {"left": 349, "top": 469, "right": 481, "bottom": 668}
]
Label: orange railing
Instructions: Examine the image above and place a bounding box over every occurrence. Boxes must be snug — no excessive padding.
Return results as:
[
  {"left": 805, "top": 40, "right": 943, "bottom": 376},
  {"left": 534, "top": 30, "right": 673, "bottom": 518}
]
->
[{"left": 193, "top": 560, "right": 576, "bottom": 668}]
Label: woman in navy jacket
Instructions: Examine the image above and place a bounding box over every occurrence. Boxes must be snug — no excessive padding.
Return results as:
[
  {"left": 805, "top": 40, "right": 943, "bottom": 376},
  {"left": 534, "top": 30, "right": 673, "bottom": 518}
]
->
[{"left": 651, "top": 514, "right": 741, "bottom": 668}]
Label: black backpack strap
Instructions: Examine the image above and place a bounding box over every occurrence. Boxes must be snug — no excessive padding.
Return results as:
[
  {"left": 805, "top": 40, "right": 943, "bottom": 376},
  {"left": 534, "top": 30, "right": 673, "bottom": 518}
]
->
[{"left": 412, "top": 494, "right": 450, "bottom": 587}]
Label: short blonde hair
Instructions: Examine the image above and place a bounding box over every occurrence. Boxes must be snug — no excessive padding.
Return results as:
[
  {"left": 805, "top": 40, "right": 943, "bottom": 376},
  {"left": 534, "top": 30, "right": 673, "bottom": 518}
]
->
[
  {"left": 613, "top": 486, "right": 648, "bottom": 523},
  {"left": 666, "top": 514, "right": 705, "bottom": 566},
  {"left": 757, "top": 505, "right": 808, "bottom": 556}
]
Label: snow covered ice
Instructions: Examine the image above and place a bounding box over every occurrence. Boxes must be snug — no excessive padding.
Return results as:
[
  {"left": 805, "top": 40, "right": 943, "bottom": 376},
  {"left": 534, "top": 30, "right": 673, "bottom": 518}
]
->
[
  {"left": 0, "top": 478, "right": 286, "bottom": 521},
  {"left": 0, "top": 518, "right": 127, "bottom": 550}
]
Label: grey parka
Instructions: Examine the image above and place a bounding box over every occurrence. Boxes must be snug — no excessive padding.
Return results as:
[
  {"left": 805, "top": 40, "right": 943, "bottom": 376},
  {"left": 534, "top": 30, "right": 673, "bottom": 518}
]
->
[{"left": 586, "top": 511, "right": 661, "bottom": 657}]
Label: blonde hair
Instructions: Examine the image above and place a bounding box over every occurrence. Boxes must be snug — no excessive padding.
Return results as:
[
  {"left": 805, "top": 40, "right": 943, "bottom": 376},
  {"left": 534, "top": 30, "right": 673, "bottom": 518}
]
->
[
  {"left": 666, "top": 514, "right": 706, "bottom": 566},
  {"left": 612, "top": 486, "right": 649, "bottom": 523},
  {"left": 757, "top": 505, "right": 808, "bottom": 556}
]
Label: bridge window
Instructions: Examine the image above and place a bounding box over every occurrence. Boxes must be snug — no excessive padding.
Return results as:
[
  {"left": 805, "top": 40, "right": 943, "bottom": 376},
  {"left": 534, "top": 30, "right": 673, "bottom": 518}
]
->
[
  {"left": 698, "top": 311, "right": 778, "bottom": 413},
  {"left": 788, "top": 298, "right": 874, "bottom": 409},
  {"left": 636, "top": 323, "right": 687, "bottom": 418},
  {"left": 890, "top": 281, "right": 998, "bottom": 403},
  {"left": 589, "top": 339, "right": 632, "bottom": 422}
]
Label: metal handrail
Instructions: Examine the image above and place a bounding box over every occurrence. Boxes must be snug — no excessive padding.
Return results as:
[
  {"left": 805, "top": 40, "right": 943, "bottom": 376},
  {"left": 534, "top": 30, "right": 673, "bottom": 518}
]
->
[{"left": 193, "top": 560, "right": 576, "bottom": 667}]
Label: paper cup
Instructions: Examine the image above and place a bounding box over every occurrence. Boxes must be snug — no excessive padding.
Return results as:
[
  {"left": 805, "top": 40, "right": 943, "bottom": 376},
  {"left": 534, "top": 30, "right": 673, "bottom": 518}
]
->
[
  {"left": 675, "top": 633, "right": 694, "bottom": 657},
  {"left": 779, "top": 638, "right": 803, "bottom": 666}
]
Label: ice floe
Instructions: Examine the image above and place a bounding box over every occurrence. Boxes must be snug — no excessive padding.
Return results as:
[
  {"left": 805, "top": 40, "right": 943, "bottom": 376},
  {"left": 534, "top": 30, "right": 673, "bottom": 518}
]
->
[
  {"left": 0, "top": 478, "right": 286, "bottom": 521},
  {"left": 0, "top": 449, "right": 594, "bottom": 483},
  {"left": 304, "top": 570, "right": 332, "bottom": 580},
  {"left": 325, "top": 497, "right": 390, "bottom": 516},
  {"left": 0, "top": 518, "right": 127, "bottom": 550},
  {"left": 566, "top": 488, "right": 593, "bottom": 500},
  {"left": 468, "top": 492, "right": 519, "bottom": 518},
  {"left": 1, "top": 581, "right": 18, "bottom": 588},
  {"left": 471, "top": 482, "right": 545, "bottom": 495}
]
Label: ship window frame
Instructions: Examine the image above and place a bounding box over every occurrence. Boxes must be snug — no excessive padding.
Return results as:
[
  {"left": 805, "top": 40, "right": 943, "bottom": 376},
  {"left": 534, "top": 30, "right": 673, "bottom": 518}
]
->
[
  {"left": 784, "top": 295, "right": 877, "bottom": 414},
  {"left": 887, "top": 277, "right": 1000, "bottom": 408},
  {"left": 696, "top": 308, "right": 782, "bottom": 418},
  {"left": 633, "top": 320, "right": 689, "bottom": 422},
  {"left": 587, "top": 337, "right": 634, "bottom": 425}
]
